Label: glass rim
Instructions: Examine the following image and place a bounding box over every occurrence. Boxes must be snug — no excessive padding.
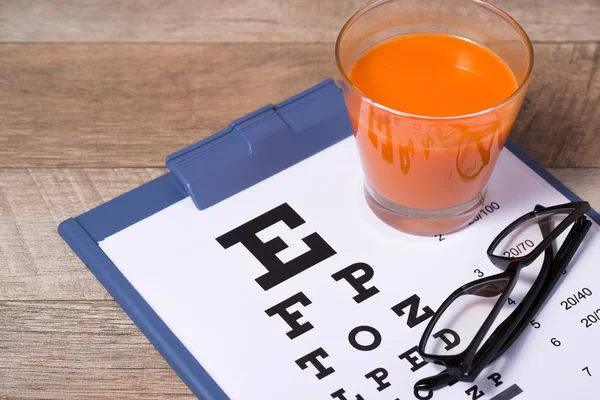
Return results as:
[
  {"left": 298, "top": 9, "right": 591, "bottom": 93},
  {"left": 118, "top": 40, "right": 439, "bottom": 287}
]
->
[{"left": 334, "top": 0, "right": 535, "bottom": 121}]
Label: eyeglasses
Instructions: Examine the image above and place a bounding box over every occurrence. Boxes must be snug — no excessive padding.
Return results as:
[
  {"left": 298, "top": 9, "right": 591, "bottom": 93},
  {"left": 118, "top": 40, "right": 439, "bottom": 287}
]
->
[{"left": 415, "top": 201, "right": 592, "bottom": 392}]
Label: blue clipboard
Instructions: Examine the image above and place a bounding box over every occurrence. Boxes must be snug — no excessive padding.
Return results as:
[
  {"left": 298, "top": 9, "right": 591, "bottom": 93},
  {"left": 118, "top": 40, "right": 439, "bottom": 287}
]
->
[{"left": 58, "top": 79, "right": 600, "bottom": 400}]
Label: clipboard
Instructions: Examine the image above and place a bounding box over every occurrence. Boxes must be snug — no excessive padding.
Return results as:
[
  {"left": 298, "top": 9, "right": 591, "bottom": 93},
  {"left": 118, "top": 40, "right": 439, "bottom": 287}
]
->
[{"left": 58, "top": 79, "right": 600, "bottom": 400}]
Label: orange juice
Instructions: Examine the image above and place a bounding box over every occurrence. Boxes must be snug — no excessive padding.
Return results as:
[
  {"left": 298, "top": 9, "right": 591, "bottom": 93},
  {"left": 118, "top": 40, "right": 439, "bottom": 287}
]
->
[{"left": 345, "top": 33, "right": 520, "bottom": 212}]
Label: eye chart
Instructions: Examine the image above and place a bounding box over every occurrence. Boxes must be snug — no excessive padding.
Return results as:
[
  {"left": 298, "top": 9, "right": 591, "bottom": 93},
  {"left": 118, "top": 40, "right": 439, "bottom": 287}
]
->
[{"left": 100, "top": 138, "right": 600, "bottom": 400}]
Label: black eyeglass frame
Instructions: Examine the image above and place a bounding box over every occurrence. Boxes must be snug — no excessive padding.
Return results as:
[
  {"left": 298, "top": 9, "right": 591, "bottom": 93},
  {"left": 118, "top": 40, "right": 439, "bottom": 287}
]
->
[
  {"left": 415, "top": 210, "right": 592, "bottom": 391},
  {"left": 416, "top": 201, "right": 591, "bottom": 386}
]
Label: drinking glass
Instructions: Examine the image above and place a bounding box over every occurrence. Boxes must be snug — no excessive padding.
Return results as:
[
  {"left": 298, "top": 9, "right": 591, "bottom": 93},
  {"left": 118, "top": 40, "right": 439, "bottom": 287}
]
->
[{"left": 335, "top": 0, "right": 534, "bottom": 235}]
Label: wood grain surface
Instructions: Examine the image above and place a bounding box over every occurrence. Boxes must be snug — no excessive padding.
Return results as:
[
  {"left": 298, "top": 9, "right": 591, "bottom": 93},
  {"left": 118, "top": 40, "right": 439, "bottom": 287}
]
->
[
  {"left": 0, "top": 0, "right": 599, "bottom": 398},
  {"left": 0, "top": 0, "right": 598, "bottom": 43},
  {"left": 0, "top": 169, "right": 164, "bottom": 301},
  {"left": 0, "top": 301, "right": 194, "bottom": 400},
  {"left": 1, "top": 42, "right": 599, "bottom": 168}
]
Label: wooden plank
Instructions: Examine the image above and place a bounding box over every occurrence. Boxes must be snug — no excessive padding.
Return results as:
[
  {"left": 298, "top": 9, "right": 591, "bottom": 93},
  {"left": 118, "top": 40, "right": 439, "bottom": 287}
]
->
[
  {"left": 511, "top": 43, "right": 600, "bottom": 168},
  {"left": 0, "top": 301, "right": 194, "bottom": 399},
  {"left": 0, "top": 43, "right": 335, "bottom": 168},
  {"left": 0, "top": 168, "right": 165, "bottom": 301},
  {"left": 0, "top": 0, "right": 597, "bottom": 43},
  {"left": 549, "top": 168, "right": 600, "bottom": 205},
  {"left": 0, "top": 167, "right": 599, "bottom": 302},
  {"left": 0, "top": 42, "right": 598, "bottom": 168}
]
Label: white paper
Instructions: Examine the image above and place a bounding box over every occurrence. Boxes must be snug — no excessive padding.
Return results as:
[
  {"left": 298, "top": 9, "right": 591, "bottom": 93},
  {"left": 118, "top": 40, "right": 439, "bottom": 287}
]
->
[{"left": 100, "top": 137, "right": 600, "bottom": 400}]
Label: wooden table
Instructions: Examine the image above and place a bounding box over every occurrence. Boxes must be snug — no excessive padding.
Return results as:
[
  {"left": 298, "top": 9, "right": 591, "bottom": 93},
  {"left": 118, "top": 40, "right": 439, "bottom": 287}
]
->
[{"left": 1, "top": 1, "right": 598, "bottom": 398}]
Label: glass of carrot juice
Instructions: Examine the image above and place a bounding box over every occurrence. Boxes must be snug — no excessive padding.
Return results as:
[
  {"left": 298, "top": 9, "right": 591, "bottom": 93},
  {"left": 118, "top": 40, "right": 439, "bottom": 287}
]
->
[{"left": 335, "top": 0, "right": 533, "bottom": 235}]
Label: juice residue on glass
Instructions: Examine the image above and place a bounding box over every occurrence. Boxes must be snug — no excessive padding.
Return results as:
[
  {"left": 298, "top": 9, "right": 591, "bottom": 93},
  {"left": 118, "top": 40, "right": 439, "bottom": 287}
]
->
[{"left": 345, "top": 33, "right": 520, "bottom": 211}]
